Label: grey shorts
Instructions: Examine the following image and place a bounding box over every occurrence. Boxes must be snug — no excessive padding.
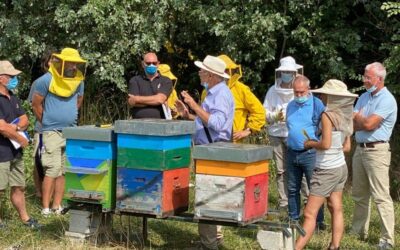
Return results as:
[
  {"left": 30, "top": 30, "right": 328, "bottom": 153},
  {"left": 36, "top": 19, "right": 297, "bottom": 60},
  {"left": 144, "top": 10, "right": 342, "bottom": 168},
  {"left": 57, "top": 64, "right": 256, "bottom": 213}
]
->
[
  {"left": 0, "top": 157, "right": 25, "bottom": 189},
  {"left": 310, "top": 164, "right": 348, "bottom": 197}
]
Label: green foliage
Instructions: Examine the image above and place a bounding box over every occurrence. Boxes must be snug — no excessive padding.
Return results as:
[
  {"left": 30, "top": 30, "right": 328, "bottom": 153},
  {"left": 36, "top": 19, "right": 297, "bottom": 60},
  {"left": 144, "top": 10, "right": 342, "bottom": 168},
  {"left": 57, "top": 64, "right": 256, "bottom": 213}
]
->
[
  {"left": 1, "top": 0, "right": 399, "bottom": 95},
  {"left": 382, "top": 2, "right": 400, "bottom": 17}
]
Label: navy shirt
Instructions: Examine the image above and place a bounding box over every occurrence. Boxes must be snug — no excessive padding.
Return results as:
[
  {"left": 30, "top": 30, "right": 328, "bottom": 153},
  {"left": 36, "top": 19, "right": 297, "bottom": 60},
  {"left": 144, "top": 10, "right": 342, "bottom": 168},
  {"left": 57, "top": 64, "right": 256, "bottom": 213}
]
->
[
  {"left": 0, "top": 92, "right": 25, "bottom": 162},
  {"left": 128, "top": 74, "right": 172, "bottom": 119}
]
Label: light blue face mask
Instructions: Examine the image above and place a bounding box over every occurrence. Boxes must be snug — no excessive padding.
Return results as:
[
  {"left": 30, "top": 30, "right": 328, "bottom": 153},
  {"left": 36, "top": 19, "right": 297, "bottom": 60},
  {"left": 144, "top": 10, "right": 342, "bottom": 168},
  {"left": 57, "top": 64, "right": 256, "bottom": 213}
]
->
[
  {"left": 281, "top": 72, "right": 294, "bottom": 83},
  {"left": 6, "top": 76, "right": 19, "bottom": 91},
  {"left": 201, "top": 82, "right": 209, "bottom": 91},
  {"left": 145, "top": 64, "right": 157, "bottom": 75},
  {"left": 295, "top": 96, "right": 308, "bottom": 104},
  {"left": 366, "top": 84, "right": 377, "bottom": 93}
]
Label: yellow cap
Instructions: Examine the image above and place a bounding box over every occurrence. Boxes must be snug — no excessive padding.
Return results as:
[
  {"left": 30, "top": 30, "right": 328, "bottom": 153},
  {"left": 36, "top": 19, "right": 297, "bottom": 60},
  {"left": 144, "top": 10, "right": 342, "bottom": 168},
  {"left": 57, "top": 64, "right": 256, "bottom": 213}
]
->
[
  {"left": 218, "top": 54, "right": 239, "bottom": 70},
  {"left": 53, "top": 48, "right": 86, "bottom": 63},
  {"left": 158, "top": 64, "right": 177, "bottom": 81}
]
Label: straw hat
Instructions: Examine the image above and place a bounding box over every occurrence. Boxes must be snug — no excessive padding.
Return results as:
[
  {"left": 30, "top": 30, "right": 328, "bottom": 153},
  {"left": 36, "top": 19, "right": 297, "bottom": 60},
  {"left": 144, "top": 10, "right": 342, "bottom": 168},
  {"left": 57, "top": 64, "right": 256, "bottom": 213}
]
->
[
  {"left": 195, "top": 55, "right": 230, "bottom": 79},
  {"left": 0, "top": 61, "right": 21, "bottom": 76},
  {"left": 276, "top": 56, "right": 302, "bottom": 72},
  {"left": 311, "top": 79, "right": 358, "bottom": 97}
]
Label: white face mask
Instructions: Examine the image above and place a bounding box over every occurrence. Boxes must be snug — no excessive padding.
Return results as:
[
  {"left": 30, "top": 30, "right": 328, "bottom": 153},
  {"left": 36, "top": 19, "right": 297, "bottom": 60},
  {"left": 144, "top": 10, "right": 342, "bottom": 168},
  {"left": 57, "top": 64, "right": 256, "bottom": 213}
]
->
[
  {"left": 281, "top": 72, "right": 294, "bottom": 83},
  {"left": 201, "top": 82, "right": 209, "bottom": 91},
  {"left": 366, "top": 84, "right": 377, "bottom": 93}
]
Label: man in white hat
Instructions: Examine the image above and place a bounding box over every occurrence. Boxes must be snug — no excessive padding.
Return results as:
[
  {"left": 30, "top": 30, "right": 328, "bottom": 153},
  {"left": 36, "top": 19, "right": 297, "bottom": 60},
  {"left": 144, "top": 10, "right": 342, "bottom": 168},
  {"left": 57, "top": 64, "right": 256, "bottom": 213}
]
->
[
  {"left": 263, "top": 56, "right": 310, "bottom": 211},
  {"left": 176, "top": 55, "right": 234, "bottom": 249},
  {"left": 352, "top": 62, "right": 397, "bottom": 250},
  {"left": 0, "top": 61, "right": 41, "bottom": 229}
]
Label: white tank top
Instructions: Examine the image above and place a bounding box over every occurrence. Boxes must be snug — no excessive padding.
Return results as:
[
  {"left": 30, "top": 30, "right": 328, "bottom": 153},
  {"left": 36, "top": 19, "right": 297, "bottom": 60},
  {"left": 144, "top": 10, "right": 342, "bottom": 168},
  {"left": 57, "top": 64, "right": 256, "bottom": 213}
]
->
[{"left": 315, "top": 130, "right": 345, "bottom": 169}]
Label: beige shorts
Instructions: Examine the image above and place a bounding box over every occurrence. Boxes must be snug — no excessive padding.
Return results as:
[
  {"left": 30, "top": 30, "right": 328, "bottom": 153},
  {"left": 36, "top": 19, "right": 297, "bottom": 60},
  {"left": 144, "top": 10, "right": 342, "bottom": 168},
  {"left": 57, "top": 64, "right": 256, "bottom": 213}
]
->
[
  {"left": 0, "top": 157, "right": 25, "bottom": 189},
  {"left": 41, "top": 131, "right": 66, "bottom": 178},
  {"left": 310, "top": 164, "right": 348, "bottom": 197},
  {"left": 32, "top": 132, "right": 40, "bottom": 158}
]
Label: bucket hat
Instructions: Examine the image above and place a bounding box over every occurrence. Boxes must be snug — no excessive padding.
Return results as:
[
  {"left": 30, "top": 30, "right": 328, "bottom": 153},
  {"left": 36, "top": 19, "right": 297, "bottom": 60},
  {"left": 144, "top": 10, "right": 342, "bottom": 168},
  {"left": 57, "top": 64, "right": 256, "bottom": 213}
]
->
[{"left": 311, "top": 79, "right": 358, "bottom": 97}]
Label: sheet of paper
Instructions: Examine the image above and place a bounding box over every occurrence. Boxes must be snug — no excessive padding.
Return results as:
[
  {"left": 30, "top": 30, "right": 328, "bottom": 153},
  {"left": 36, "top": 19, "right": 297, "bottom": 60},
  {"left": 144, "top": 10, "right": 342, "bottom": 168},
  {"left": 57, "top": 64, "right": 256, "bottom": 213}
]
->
[{"left": 162, "top": 103, "right": 172, "bottom": 120}]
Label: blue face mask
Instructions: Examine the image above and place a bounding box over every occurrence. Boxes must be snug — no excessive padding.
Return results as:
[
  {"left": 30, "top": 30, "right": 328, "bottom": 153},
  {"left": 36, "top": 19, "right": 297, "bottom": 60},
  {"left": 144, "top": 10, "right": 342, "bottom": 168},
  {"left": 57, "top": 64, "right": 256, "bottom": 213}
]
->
[
  {"left": 145, "top": 64, "right": 157, "bottom": 75},
  {"left": 295, "top": 96, "right": 308, "bottom": 104},
  {"left": 366, "top": 84, "right": 377, "bottom": 93},
  {"left": 281, "top": 72, "right": 294, "bottom": 83},
  {"left": 6, "top": 76, "right": 19, "bottom": 91},
  {"left": 201, "top": 82, "right": 209, "bottom": 91}
]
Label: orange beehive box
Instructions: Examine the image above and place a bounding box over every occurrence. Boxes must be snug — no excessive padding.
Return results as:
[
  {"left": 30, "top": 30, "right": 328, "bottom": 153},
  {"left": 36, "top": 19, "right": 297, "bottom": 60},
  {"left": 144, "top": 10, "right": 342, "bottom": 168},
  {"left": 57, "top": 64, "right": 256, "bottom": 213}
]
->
[
  {"left": 193, "top": 142, "right": 273, "bottom": 177},
  {"left": 195, "top": 159, "right": 269, "bottom": 177}
]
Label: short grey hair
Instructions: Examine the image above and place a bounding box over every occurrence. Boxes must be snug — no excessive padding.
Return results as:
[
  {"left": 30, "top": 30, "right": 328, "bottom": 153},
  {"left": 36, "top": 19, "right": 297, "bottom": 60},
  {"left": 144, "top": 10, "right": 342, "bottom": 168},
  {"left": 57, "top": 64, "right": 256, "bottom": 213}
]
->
[
  {"left": 294, "top": 74, "right": 310, "bottom": 88},
  {"left": 365, "top": 62, "right": 386, "bottom": 81}
]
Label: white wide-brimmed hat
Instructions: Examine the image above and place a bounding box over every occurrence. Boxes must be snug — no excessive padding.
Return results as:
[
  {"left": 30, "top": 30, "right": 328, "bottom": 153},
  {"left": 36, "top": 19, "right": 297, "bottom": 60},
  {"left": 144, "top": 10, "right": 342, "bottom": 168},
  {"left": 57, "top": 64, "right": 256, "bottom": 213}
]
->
[
  {"left": 0, "top": 61, "right": 22, "bottom": 76},
  {"left": 276, "top": 56, "right": 302, "bottom": 72},
  {"left": 311, "top": 79, "right": 358, "bottom": 97},
  {"left": 195, "top": 55, "right": 230, "bottom": 79}
]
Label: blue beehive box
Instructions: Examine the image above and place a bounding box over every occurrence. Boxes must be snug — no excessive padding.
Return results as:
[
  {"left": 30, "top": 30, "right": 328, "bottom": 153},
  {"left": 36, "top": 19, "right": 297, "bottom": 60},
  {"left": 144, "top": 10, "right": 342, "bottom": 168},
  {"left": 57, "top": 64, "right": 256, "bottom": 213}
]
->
[
  {"left": 114, "top": 119, "right": 195, "bottom": 170},
  {"left": 63, "top": 126, "right": 116, "bottom": 211}
]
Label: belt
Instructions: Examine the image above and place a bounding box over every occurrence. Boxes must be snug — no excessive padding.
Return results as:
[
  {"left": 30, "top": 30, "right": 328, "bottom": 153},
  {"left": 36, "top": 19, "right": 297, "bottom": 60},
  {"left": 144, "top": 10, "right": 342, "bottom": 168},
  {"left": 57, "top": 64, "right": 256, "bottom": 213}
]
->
[
  {"left": 359, "top": 141, "right": 387, "bottom": 148},
  {"left": 290, "top": 148, "right": 308, "bottom": 153}
]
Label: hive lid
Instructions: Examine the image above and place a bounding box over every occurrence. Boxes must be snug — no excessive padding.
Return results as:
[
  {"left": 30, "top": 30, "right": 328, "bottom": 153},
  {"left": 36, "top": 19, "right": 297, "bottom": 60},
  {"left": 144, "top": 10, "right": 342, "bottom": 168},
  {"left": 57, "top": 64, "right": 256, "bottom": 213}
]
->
[
  {"left": 63, "top": 125, "right": 114, "bottom": 142},
  {"left": 193, "top": 142, "right": 273, "bottom": 163},
  {"left": 114, "top": 119, "right": 196, "bottom": 136}
]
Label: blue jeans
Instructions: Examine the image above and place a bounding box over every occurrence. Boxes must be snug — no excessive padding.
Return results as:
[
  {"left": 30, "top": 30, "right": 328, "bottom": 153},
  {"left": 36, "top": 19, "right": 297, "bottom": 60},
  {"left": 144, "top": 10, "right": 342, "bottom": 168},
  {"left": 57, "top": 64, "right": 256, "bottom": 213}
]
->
[{"left": 286, "top": 148, "right": 324, "bottom": 223}]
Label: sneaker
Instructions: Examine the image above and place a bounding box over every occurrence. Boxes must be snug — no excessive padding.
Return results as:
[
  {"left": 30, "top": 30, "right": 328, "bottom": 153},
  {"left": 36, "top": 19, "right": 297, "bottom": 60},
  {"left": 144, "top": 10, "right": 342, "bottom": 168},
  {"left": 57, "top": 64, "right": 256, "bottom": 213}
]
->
[
  {"left": 377, "top": 239, "right": 393, "bottom": 250},
  {"left": 52, "top": 206, "right": 64, "bottom": 215},
  {"left": 41, "top": 208, "right": 53, "bottom": 217},
  {"left": 24, "top": 218, "right": 42, "bottom": 229}
]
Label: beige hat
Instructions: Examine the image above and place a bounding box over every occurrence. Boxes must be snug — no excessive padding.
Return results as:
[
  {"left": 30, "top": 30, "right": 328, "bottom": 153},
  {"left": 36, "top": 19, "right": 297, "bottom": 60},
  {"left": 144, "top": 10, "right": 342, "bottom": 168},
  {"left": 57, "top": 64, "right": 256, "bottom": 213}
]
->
[
  {"left": 195, "top": 55, "right": 230, "bottom": 79},
  {"left": 311, "top": 79, "right": 358, "bottom": 97},
  {"left": 0, "top": 61, "right": 22, "bottom": 76}
]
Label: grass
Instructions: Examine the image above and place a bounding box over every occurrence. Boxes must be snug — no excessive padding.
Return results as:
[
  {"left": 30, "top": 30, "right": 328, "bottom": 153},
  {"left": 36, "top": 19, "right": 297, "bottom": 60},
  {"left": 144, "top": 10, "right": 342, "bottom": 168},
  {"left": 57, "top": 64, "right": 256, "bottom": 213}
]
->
[{"left": 0, "top": 145, "right": 399, "bottom": 250}]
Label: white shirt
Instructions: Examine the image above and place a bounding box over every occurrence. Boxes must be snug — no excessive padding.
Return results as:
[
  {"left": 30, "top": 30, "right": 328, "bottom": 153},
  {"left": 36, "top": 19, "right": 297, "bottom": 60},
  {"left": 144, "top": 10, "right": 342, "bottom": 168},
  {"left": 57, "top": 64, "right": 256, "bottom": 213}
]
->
[{"left": 263, "top": 83, "right": 294, "bottom": 137}]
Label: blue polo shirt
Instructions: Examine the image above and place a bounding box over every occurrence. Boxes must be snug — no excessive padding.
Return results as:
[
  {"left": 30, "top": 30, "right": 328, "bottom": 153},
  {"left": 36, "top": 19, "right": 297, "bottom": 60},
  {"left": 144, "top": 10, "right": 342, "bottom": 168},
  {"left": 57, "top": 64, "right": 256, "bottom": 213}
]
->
[
  {"left": 34, "top": 73, "right": 84, "bottom": 132},
  {"left": 286, "top": 95, "right": 325, "bottom": 150},
  {"left": 354, "top": 87, "right": 397, "bottom": 143}
]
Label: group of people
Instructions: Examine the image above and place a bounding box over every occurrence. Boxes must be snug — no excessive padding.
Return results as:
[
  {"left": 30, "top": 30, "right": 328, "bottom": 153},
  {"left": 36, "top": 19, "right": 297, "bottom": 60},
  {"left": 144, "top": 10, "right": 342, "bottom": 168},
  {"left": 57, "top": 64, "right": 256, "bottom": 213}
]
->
[
  {"left": 0, "top": 48, "right": 86, "bottom": 229},
  {"left": 264, "top": 58, "right": 396, "bottom": 250},
  {"left": 0, "top": 48, "right": 397, "bottom": 250}
]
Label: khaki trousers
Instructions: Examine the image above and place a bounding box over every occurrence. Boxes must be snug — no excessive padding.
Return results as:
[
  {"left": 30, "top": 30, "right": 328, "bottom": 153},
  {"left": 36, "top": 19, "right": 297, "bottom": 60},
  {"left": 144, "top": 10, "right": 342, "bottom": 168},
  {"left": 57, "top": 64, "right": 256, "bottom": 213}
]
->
[
  {"left": 351, "top": 143, "right": 395, "bottom": 246},
  {"left": 198, "top": 224, "right": 223, "bottom": 249}
]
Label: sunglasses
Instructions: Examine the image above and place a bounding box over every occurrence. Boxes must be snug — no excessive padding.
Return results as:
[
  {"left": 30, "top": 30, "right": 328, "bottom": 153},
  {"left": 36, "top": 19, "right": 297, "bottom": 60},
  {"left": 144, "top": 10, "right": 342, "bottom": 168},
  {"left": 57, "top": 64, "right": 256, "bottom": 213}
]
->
[{"left": 144, "top": 61, "right": 158, "bottom": 66}]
